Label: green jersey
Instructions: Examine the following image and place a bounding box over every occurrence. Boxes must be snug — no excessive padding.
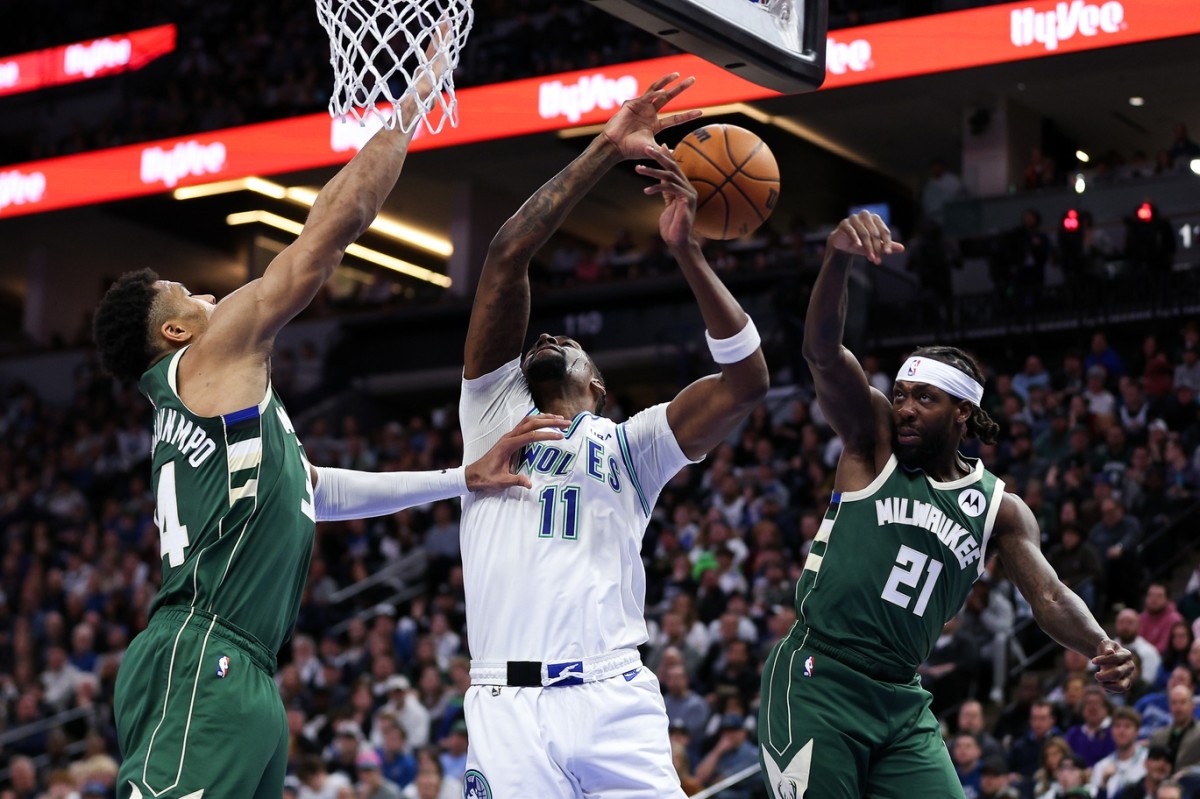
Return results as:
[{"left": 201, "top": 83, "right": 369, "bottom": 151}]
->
[
  {"left": 139, "top": 347, "right": 316, "bottom": 654},
  {"left": 795, "top": 454, "right": 1005, "bottom": 675}
]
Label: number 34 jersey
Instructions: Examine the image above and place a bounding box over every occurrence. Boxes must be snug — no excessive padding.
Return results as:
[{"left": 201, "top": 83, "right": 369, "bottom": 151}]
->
[
  {"left": 796, "top": 455, "right": 1006, "bottom": 676},
  {"left": 460, "top": 359, "right": 698, "bottom": 664},
  {"left": 139, "top": 348, "right": 316, "bottom": 654}
]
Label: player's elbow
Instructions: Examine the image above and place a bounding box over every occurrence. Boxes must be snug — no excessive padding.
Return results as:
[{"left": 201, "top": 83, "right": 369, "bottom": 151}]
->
[{"left": 725, "top": 363, "right": 770, "bottom": 412}]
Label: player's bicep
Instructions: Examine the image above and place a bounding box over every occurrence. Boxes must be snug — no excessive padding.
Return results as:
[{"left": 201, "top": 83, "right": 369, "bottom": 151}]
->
[
  {"left": 809, "top": 345, "right": 889, "bottom": 453},
  {"left": 464, "top": 251, "right": 532, "bottom": 379},
  {"left": 991, "top": 495, "right": 1061, "bottom": 609}
]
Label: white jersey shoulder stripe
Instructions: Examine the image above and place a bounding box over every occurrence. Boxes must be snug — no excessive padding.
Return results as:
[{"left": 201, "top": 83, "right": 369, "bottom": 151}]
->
[{"left": 614, "top": 423, "right": 650, "bottom": 516}]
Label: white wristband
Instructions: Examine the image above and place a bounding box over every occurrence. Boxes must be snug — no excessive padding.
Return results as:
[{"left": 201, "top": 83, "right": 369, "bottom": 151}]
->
[
  {"left": 705, "top": 317, "right": 761, "bottom": 364},
  {"left": 312, "top": 466, "right": 468, "bottom": 522}
]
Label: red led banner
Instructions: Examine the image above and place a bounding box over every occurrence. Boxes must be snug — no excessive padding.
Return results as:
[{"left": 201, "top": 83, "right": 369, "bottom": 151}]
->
[
  {"left": 0, "top": 25, "right": 177, "bottom": 99},
  {"left": 1, "top": 1, "right": 1197, "bottom": 219}
]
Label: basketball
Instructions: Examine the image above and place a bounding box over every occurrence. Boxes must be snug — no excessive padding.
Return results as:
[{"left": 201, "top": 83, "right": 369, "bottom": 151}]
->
[{"left": 673, "top": 124, "right": 780, "bottom": 241}]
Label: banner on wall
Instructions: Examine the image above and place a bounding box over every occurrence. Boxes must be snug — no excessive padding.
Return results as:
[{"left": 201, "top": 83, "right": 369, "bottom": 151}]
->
[
  {"left": 0, "top": 25, "right": 177, "bottom": 99},
  {"left": 1, "top": 0, "right": 1197, "bottom": 218}
]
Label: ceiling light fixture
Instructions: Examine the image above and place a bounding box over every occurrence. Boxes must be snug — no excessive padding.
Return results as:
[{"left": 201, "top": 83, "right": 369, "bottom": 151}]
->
[
  {"left": 1129, "top": 96, "right": 1145, "bottom": 107},
  {"left": 1075, "top": 150, "right": 1090, "bottom": 163},
  {"left": 226, "top": 211, "right": 452, "bottom": 287},
  {"left": 178, "top": 178, "right": 453, "bottom": 257}
]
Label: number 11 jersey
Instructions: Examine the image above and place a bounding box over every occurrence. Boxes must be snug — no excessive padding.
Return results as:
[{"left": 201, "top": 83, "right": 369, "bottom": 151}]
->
[
  {"left": 459, "top": 359, "right": 698, "bottom": 664},
  {"left": 796, "top": 455, "right": 1006, "bottom": 676}
]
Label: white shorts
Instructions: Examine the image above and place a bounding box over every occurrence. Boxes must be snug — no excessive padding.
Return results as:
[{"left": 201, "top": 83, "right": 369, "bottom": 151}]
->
[{"left": 462, "top": 665, "right": 686, "bottom": 799}]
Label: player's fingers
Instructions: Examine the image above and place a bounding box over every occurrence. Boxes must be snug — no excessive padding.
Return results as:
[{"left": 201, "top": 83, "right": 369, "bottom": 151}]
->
[
  {"left": 511, "top": 413, "right": 569, "bottom": 433},
  {"left": 658, "top": 109, "right": 704, "bottom": 130},
  {"left": 1091, "top": 652, "right": 1129, "bottom": 666},
  {"left": 647, "top": 72, "right": 680, "bottom": 94},
  {"left": 846, "top": 217, "right": 876, "bottom": 260},
  {"left": 493, "top": 474, "right": 532, "bottom": 490},
  {"left": 660, "top": 75, "right": 696, "bottom": 102}
]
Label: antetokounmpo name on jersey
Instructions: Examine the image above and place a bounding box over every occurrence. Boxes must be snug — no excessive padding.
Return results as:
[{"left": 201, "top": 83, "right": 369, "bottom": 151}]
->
[
  {"left": 151, "top": 407, "right": 217, "bottom": 467},
  {"left": 520, "top": 440, "right": 621, "bottom": 491},
  {"left": 875, "top": 497, "right": 981, "bottom": 569}
]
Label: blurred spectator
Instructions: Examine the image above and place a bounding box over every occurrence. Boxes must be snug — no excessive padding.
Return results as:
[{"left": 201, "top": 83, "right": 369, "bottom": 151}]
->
[
  {"left": 1064, "top": 686, "right": 1115, "bottom": 767},
  {"left": 1114, "top": 745, "right": 1173, "bottom": 799},
  {"left": 1045, "top": 527, "right": 1101, "bottom": 611},
  {"left": 1140, "top": 584, "right": 1186, "bottom": 656},
  {"left": 958, "top": 699, "right": 1004, "bottom": 760},
  {"left": 297, "top": 753, "right": 352, "bottom": 799},
  {"left": 953, "top": 733, "right": 985, "bottom": 799},
  {"left": 1114, "top": 609, "right": 1163, "bottom": 689},
  {"left": 693, "top": 714, "right": 758, "bottom": 799},
  {"left": 1147, "top": 686, "right": 1200, "bottom": 771},
  {"left": 921, "top": 157, "right": 969, "bottom": 227},
  {"left": 1167, "top": 123, "right": 1200, "bottom": 170},
  {"left": 1088, "top": 498, "right": 1143, "bottom": 610},
  {"left": 1088, "top": 707, "right": 1146, "bottom": 799},
  {"left": 1010, "top": 700, "right": 1061, "bottom": 799},
  {"left": 1024, "top": 147, "right": 1058, "bottom": 190},
  {"left": 356, "top": 748, "right": 402, "bottom": 799}
]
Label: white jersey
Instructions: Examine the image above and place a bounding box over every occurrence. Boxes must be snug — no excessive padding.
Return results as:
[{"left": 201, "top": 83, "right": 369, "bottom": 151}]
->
[{"left": 460, "top": 359, "right": 696, "bottom": 662}]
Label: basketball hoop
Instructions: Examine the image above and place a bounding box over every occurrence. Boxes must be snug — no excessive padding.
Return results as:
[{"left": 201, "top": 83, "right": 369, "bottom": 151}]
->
[{"left": 316, "top": 0, "right": 474, "bottom": 133}]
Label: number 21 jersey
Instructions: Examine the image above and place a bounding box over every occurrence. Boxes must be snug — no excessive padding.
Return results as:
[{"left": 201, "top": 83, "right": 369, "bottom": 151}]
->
[{"left": 796, "top": 455, "right": 1006, "bottom": 675}]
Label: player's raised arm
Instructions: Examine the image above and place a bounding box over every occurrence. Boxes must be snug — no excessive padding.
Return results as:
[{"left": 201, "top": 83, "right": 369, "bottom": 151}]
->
[
  {"left": 637, "top": 145, "right": 769, "bottom": 460},
  {"left": 464, "top": 73, "right": 701, "bottom": 379},
  {"left": 194, "top": 45, "right": 450, "bottom": 367},
  {"left": 803, "top": 212, "right": 903, "bottom": 461},
  {"left": 990, "top": 493, "right": 1134, "bottom": 693}
]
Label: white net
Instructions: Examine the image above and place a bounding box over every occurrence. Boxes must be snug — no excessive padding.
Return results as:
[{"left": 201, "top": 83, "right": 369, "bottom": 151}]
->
[{"left": 316, "top": 0, "right": 473, "bottom": 133}]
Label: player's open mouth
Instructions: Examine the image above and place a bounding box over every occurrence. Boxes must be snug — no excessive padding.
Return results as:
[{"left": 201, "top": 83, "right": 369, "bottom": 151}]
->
[{"left": 896, "top": 429, "right": 920, "bottom": 443}]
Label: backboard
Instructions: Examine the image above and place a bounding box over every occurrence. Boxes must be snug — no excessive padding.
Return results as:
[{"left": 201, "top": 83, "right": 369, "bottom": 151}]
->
[{"left": 587, "top": 0, "right": 827, "bottom": 94}]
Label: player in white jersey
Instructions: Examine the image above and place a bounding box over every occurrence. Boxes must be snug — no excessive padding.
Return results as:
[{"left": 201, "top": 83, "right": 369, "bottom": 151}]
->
[{"left": 456, "top": 73, "right": 770, "bottom": 798}]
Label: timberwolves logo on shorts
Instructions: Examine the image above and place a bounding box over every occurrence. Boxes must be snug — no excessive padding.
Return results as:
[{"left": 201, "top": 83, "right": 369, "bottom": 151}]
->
[{"left": 463, "top": 769, "right": 491, "bottom": 799}]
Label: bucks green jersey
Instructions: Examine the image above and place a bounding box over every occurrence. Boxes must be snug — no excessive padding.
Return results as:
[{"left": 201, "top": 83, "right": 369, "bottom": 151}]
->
[
  {"left": 139, "top": 347, "right": 316, "bottom": 654},
  {"left": 795, "top": 454, "right": 1005, "bottom": 675}
]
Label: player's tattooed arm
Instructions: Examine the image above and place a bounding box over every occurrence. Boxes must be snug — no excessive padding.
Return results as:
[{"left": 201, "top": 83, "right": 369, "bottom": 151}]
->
[
  {"left": 465, "top": 138, "right": 622, "bottom": 379},
  {"left": 991, "top": 493, "right": 1135, "bottom": 694},
  {"left": 803, "top": 213, "right": 900, "bottom": 465},
  {"left": 465, "top": 73, "right": 701, "bottom": 379}
]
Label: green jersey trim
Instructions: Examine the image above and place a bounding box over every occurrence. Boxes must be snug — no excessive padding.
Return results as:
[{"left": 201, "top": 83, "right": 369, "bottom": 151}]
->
[
  {"left": 977, "top": 479, "right": 1008, "bottom": 576},
  {"left": 838, "top": 455, "right": 899, "bottom": 502}
]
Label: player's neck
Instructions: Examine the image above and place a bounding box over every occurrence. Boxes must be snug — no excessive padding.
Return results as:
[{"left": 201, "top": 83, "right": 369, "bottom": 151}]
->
[
  {"left": 531, "top": 385, "right": 591, "bottom": 419},
  {"left": 920, "top": 449, "right": 972, "bottom": 483}
]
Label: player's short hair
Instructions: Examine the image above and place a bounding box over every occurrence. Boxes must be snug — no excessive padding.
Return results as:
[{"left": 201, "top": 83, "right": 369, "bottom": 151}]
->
[
  {"left": 910, "top": 345, "right": 999, "bottom": 445},
  {"left": 93, "top": 269, "right": 163, "bottom": 382}
]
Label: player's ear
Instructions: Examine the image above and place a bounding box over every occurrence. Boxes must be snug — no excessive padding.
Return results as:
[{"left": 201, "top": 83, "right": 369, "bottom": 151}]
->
[{"left": 161, "top": 318, "right": 195, "bottom": 345}]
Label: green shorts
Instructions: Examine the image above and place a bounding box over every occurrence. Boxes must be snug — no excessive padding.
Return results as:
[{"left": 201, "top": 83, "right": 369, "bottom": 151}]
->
[
  {"left": 758, "top": 625, "right": 963, "bottom": 799},
  {"left": 114, "top": 606, "right": 287, "bottom": 799}
]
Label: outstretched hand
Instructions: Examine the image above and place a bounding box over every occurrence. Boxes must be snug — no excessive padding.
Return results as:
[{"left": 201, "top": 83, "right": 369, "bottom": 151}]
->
[
  {"left": 827, "top": 210, "right": 905, "bottom": 265},
  {"left": 602, "top": 73, "right": 703, "bottom": 161},
  {"left": 1092, "top": 640, "right": 1135, "bottom": 694},
  {"left": 636, "top": 144, "right": 698, "bottom": 249},
  {"left": 464, "top": 414, "right": 570, "bottom": 492}
]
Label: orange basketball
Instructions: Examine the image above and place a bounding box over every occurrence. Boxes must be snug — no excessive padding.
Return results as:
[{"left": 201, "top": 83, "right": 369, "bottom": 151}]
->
[{"left": 673, "top": 124, "right": 780, "bottom": 241}]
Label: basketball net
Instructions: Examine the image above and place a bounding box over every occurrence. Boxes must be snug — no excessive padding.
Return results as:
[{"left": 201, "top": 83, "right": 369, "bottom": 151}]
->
[{"left": 316, "top": 0, "right": 473, "bottom": 133}]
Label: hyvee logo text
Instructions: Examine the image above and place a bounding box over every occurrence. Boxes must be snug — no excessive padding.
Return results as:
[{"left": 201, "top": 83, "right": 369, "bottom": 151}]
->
[
  {"left": 64, "top": 37, "right": 133, "bottom": 77},
  {"left": 539, "top": 74, "right": 638, "bottom": 123},
  {"left": 826, "top": 38, "right": 872, "bottom": 74},
  {"left": 0, "top": 170, "right": 47, "bottom": 213},
  {"left": 0, "top": 61, "right": 18, "bottom": 89},
  {"left": 140, "top": 141, "right": 227, "bottom": 188},
  {"left": 1010, "top": 1, "right": 1125, "bottom": 51}
]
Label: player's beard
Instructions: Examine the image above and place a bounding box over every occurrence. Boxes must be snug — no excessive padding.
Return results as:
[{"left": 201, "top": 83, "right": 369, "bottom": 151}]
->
[
  {"left": 892, "top": 423, "right": 953, "bottom": 470},
  {"left": 525, "top": 350, "right": 568, "bottom": 383}
]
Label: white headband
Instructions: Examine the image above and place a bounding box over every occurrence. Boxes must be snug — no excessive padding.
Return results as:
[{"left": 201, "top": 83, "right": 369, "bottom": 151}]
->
[{"left": 896, "top": 356, "right": 984, "bottom": 406}]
